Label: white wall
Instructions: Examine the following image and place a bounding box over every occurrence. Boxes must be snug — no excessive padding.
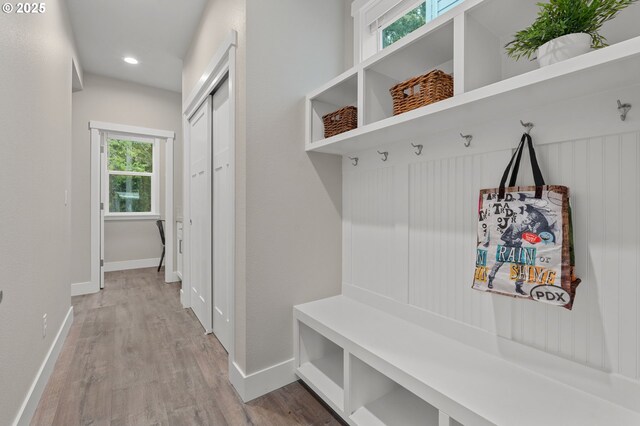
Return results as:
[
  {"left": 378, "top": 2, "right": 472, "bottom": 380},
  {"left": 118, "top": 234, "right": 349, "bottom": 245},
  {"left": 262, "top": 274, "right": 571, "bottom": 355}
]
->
[
  {"left": 71, "top": 74, "right": 182, "bottom": 279},
  {"left": 244, "top": 0, "right": 344, "bottom": 374},
  {"left": 0, "top": 0, "right": 79, "bottom": 423}
]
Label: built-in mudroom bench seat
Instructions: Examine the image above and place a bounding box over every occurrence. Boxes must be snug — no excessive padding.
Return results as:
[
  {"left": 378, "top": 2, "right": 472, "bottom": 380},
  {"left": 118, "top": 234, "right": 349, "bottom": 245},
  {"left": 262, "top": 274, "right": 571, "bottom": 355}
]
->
[{"left": 294, "top": 296, "right": 640, "bottom": 426}]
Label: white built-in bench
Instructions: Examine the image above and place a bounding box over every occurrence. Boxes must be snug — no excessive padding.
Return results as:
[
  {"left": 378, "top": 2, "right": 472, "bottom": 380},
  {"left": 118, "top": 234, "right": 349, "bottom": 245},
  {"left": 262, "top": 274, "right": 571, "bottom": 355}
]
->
[{"left": 294, "top": 296, "right": 640, "bottom": 426}]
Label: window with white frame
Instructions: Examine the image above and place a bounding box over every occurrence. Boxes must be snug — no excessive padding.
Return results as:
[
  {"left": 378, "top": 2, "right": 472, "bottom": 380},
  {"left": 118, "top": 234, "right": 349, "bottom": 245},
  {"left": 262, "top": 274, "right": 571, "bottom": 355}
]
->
[
  {"left": 105, "top": 135, "right": 159, "bottom": 217},
  {"left": 356, "top": 0, "right": 465, "bottom": 61}
]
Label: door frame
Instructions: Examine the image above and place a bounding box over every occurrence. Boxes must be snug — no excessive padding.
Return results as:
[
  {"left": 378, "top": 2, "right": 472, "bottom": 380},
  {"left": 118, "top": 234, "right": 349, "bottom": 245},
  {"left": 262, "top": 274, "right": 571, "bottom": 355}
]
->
[
  {"left": 182, "top": 30, "right": 237, "bottom": 358},
  {"left": 88, "top": 121, "right": 176, "bottom": 294}
]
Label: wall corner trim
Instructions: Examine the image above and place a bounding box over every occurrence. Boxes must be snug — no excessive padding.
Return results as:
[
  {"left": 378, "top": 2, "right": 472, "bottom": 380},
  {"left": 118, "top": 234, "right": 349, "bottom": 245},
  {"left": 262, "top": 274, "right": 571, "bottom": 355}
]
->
[
  {"left": 12, "top": 306, "right": 74, "bottom": 426},
  {"left": 229, "top": 358, "right": 297, "bottom": 402}
]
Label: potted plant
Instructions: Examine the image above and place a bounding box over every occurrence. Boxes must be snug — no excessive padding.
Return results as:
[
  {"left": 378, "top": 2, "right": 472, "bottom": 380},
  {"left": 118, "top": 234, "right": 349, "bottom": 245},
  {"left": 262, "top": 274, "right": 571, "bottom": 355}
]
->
[{"left": 505, "top": 0, "right": 638, "bottom": 67}]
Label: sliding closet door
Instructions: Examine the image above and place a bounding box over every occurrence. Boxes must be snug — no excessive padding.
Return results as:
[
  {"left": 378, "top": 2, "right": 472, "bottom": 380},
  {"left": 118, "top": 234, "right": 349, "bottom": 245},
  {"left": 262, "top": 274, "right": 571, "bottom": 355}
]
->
[
  {"left": 212, "top": 78, "right": 232, "bottom": 352},
  {"left": 188, "top": 97, "right": 213, "bottom": 332}
]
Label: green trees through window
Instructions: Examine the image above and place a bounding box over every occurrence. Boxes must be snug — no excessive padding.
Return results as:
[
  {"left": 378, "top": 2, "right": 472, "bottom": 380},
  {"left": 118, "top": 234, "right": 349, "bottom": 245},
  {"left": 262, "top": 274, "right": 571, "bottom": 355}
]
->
[
  {"left": 382, "top": 2, "right": 427, "bottom": 48},
  {"left": 107, "top": 139, "right": 154, "bottom": 214},
  {"left": 381, "top": 0, "right": 465, "bottom": 49},
  {"left": 108, "top": 139, "right": 153, "bottom": 173}
]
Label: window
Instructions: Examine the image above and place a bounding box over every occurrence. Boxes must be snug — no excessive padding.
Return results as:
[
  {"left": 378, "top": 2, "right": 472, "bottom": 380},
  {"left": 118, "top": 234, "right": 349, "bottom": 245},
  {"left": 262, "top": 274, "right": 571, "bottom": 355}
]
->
[
  {"left": 358, "top": 0, "right": 466, "bottom": 60},
  {"left": 382, "top": 1, "right": 427, "bottom": 48},
  {"left": 105, "top": 136, "right": 159, "bottom": 217}
]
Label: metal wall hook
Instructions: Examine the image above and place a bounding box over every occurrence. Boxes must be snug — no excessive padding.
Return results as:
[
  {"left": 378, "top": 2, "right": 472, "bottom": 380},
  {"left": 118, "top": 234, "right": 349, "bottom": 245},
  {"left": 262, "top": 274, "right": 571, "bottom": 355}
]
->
[
  {"left": 460, "top": 133, "right": 472, "bottom": 147},
  {"left": 411, "top": 143, "right": 423, "bottom": 155},
  {"left": 348, "top": 156, "right": 359, "bottom": 166},
  {"left": 377, "top": 150, "right": 388, "bottom": 161},
  {"left": 520, "top": 120, "right": 534, "bottom": 134},
  {"left": 617, "top": 100, "right": 632, "bottom": 121}
]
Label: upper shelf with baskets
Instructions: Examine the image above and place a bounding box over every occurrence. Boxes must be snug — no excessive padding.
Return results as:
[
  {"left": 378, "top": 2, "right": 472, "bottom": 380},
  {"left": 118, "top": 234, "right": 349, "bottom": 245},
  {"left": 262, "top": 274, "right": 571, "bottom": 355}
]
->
[{"left": 305, "top": 0, "right": 640, "bottom": 155}]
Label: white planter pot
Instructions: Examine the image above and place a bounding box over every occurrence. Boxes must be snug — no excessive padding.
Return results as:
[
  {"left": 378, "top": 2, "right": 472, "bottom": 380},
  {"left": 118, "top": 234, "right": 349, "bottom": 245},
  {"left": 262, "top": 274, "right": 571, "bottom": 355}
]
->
[{"left": 537, "top": 33, "right": 592, "bottom": 67}]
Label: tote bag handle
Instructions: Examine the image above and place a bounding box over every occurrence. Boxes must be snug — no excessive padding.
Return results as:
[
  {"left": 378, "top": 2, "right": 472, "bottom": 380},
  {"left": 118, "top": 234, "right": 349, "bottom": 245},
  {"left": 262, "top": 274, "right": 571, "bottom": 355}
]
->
[{"left": 499, "top": 133, "right": 546, "bottom": 199}]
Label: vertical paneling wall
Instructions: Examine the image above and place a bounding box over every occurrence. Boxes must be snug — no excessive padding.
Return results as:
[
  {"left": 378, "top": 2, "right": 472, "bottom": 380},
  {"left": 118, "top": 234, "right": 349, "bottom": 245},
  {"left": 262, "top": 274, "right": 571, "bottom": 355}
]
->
[{"left": 343, "top": 131, "right": 640, "bottom": 381}]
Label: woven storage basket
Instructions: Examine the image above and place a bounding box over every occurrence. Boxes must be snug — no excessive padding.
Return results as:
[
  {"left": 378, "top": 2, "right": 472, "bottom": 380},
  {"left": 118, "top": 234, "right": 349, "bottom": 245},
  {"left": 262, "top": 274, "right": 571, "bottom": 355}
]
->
[
  {"left": 323, "top": 106, "right": 357, "bottom": 138},
  {"left": 390, "top": 70, "right": 453, "bottom": 116}
]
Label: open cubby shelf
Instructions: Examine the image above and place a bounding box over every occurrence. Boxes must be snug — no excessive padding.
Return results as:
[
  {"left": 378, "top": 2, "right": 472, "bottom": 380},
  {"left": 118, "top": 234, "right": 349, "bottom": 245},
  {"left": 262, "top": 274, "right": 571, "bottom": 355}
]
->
[
  {"left": 294, "top": 296, "right": 640, "bottom": 426},
  {"left": 296, "top": 322, "right": 344, "bottom": 413},
  {"left": 349, "top": 355, "right": 443, "bottom": 426},
  {"left": 305, "top": 0, "right": 640, "bottom": 155}
]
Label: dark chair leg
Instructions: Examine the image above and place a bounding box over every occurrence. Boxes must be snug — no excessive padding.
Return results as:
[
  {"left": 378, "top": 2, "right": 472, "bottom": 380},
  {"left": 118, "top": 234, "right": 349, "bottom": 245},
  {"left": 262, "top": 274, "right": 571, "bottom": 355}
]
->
[{"left": 158, "top": 246, "right": 165, "bottom": 272}]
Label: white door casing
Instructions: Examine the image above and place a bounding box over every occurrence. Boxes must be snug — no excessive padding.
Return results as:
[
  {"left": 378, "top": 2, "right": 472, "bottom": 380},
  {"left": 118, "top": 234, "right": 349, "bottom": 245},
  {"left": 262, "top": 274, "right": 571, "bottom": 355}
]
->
[
  {"left": 189, "top": 97, "right": 213, "bottom": 332},
  {"left": 99, "top": 133, "right": 106, "bottom": 289},
  {"left": 87, "top": 122, "right": 175, "bottom": 296},
  {"left": 212, "top": 78, "right": 232, "bottom": 351}
]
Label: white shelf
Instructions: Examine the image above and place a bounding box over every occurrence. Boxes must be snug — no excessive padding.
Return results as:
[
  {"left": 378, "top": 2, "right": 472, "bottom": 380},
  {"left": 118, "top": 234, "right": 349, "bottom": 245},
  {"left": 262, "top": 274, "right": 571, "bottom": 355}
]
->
[
  {"left": 296, "top": 322, "right": 344, "bottom": 413},
  {"left": 295, "top": 296, "right": 640, "bottom": 426},
  {"left": 297, "top": 353, "right": 345, "bottom": 412},
  {"left": 307, "top": 35, "right": 640, "bottom": 155},
  {"left": 350, "top": 386, "right": 439, "bottom": 426},
  {"left": 305, "top": 0, "right": 640, "bottom": 155},
  {"left": 308, "top": 69, "right": 358, "bottom": 143}
]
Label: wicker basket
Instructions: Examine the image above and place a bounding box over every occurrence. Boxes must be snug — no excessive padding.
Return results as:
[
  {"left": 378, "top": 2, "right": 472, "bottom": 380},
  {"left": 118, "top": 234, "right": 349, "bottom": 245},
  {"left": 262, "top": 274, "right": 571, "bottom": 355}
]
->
[
  {"left": 390, "top": 70, "right": 453, "bottom": 116},
  {"left": 323, "top": 106, "right": 357, "bottom": 138}
]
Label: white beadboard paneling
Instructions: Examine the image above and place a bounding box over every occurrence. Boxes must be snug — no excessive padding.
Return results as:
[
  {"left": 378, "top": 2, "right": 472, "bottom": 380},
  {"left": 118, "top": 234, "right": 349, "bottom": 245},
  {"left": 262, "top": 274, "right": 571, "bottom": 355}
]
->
[
  {"left": 349, "top": 167, "right": 399, "bottom": 301},
  {"left": 587, "top": 137, "right": 606, "bottom": 369},
  {"left": 343, "top": 129, "right": 640, "bottom": 381},
  {"left": 618, "top": 132, "right": 639, "bottom": 379},
  {"left": 572, "top": 140, "right": 590, "bottom": 365}
]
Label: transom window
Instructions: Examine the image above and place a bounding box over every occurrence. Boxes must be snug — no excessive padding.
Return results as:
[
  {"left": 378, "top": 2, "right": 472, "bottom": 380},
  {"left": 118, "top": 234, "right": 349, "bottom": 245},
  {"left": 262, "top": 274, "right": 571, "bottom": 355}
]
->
[
  {"left": 105, "top": 135, "right": 159, "bottom": 217},
  {"left": 358, "top": 0, "right": 466, "bottom": 60}
]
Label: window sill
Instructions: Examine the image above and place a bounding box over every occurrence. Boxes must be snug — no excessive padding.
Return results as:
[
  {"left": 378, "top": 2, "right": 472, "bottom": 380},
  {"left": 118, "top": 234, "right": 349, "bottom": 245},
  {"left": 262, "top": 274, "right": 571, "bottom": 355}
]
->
[{"left": 104, "top": 214, "right": 161, "bottom": 222}]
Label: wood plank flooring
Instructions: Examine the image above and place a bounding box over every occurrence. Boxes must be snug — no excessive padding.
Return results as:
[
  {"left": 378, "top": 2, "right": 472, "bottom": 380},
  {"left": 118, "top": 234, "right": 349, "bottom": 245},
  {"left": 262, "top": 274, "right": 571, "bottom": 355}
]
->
[{"left": 31, "top": 268, "right": 342, "bottom": 426}]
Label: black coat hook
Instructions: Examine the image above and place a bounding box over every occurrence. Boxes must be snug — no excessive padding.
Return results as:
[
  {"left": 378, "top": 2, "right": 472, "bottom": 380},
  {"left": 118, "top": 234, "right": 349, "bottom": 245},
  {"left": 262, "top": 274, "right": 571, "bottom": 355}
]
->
[
  {"left": 460, "top": 133, "right": 472, "bottom": 147},
  {"left": 520, "top": 120, "right": 534, "bottom": 134},
  {"left": 617, "top": 100, "right": 632, "bottom": 121}
]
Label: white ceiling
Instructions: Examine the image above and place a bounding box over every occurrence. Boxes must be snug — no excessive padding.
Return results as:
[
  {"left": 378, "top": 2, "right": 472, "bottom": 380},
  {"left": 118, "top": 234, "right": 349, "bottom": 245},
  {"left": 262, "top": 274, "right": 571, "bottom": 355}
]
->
[{"left": 66, "top": 0, "right": 208, "bottom": 92}]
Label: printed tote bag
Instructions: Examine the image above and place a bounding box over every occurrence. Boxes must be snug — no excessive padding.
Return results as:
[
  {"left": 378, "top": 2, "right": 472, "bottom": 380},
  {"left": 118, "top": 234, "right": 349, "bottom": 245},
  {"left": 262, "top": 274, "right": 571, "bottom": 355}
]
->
[{"left": 472, "top": 133, "right": 581, "bottom": 310}]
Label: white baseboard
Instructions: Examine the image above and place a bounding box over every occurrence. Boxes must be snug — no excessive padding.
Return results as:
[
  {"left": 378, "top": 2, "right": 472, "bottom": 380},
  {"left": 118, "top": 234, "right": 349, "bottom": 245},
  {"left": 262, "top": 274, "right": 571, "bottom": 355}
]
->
[
  {"left": 70, "top": 281, "right": 99, "bottom": 297},
  {"left": 229, "top": 358, "right": 297, "bottom": 402},
  {"left": 13, "top": 306, "right": 74, "bottom": 426},
  {"left": 104, "top": 257, "right": 161, "bottom": 272}
]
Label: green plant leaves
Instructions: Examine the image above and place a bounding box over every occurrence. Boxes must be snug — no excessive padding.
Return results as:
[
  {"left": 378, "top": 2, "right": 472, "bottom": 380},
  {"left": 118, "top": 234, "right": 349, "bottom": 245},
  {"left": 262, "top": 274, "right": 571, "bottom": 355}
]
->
[{"left": 505, "top": 0, "right": 638, "bottom": 60}]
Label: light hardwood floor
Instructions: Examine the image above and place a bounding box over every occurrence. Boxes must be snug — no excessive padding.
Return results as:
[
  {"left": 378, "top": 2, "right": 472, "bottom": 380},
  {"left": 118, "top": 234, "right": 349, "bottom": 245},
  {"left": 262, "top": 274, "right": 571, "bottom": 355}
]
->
[{"left": 31, "top": 268, "right": 342, "bottom": 426}]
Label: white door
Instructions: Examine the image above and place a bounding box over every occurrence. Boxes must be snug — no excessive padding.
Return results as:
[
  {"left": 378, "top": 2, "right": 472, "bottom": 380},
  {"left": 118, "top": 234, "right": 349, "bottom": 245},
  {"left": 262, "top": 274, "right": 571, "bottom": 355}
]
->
[
  {"left": 212, "top": 79, "right": 232, "bottom": 351},
  {"left": 188, "top": 97, "right": 213, "bottom": 332}
]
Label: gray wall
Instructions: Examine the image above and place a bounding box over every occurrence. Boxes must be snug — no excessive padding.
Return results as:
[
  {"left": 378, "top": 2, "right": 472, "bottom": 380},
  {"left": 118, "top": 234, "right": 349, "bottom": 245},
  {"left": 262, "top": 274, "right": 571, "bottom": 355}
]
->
[
  {"left": 0, "top": 0, "right": 79, "bottom": 423},
  {"left": 244, "top": 0, "right": 344, "bottom": 374},
  {"left": 182, "top": 0, "right": 344, "bottom": 375},
  {"left": 71, "top": 74, "right": 182, "bottom": 279}
]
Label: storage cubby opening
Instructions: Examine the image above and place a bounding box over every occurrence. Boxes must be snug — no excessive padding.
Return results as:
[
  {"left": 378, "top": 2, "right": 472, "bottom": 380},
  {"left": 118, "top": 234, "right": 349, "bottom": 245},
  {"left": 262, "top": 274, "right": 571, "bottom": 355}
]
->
[
  {"left": 464, "top": 0, "right": 640, "bottom": 92},
  {"left": 349, "top": 355, "right": 441, "bottom": 426},
  {"left": 297, "top": 322, "right": 344, "bottom": 409},
  {"left": 310, "top": 74, "right": 358, "bottom": 143},
  {"left": 364, "top": 21, "right": 454, "bottom": 125}
]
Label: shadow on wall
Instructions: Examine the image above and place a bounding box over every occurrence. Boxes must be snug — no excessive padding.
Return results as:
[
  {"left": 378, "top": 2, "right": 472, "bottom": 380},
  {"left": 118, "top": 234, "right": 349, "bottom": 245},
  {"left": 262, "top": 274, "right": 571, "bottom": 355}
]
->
[{"left": 308, "top": 151, "right": 343, "bottom": 216}]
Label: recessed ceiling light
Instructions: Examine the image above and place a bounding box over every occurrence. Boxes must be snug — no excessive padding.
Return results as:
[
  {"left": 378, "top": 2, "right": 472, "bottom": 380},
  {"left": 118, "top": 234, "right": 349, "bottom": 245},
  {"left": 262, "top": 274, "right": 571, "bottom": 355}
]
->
[{"left": 123, "top": 57, "right": 139, "bottom": 65}]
